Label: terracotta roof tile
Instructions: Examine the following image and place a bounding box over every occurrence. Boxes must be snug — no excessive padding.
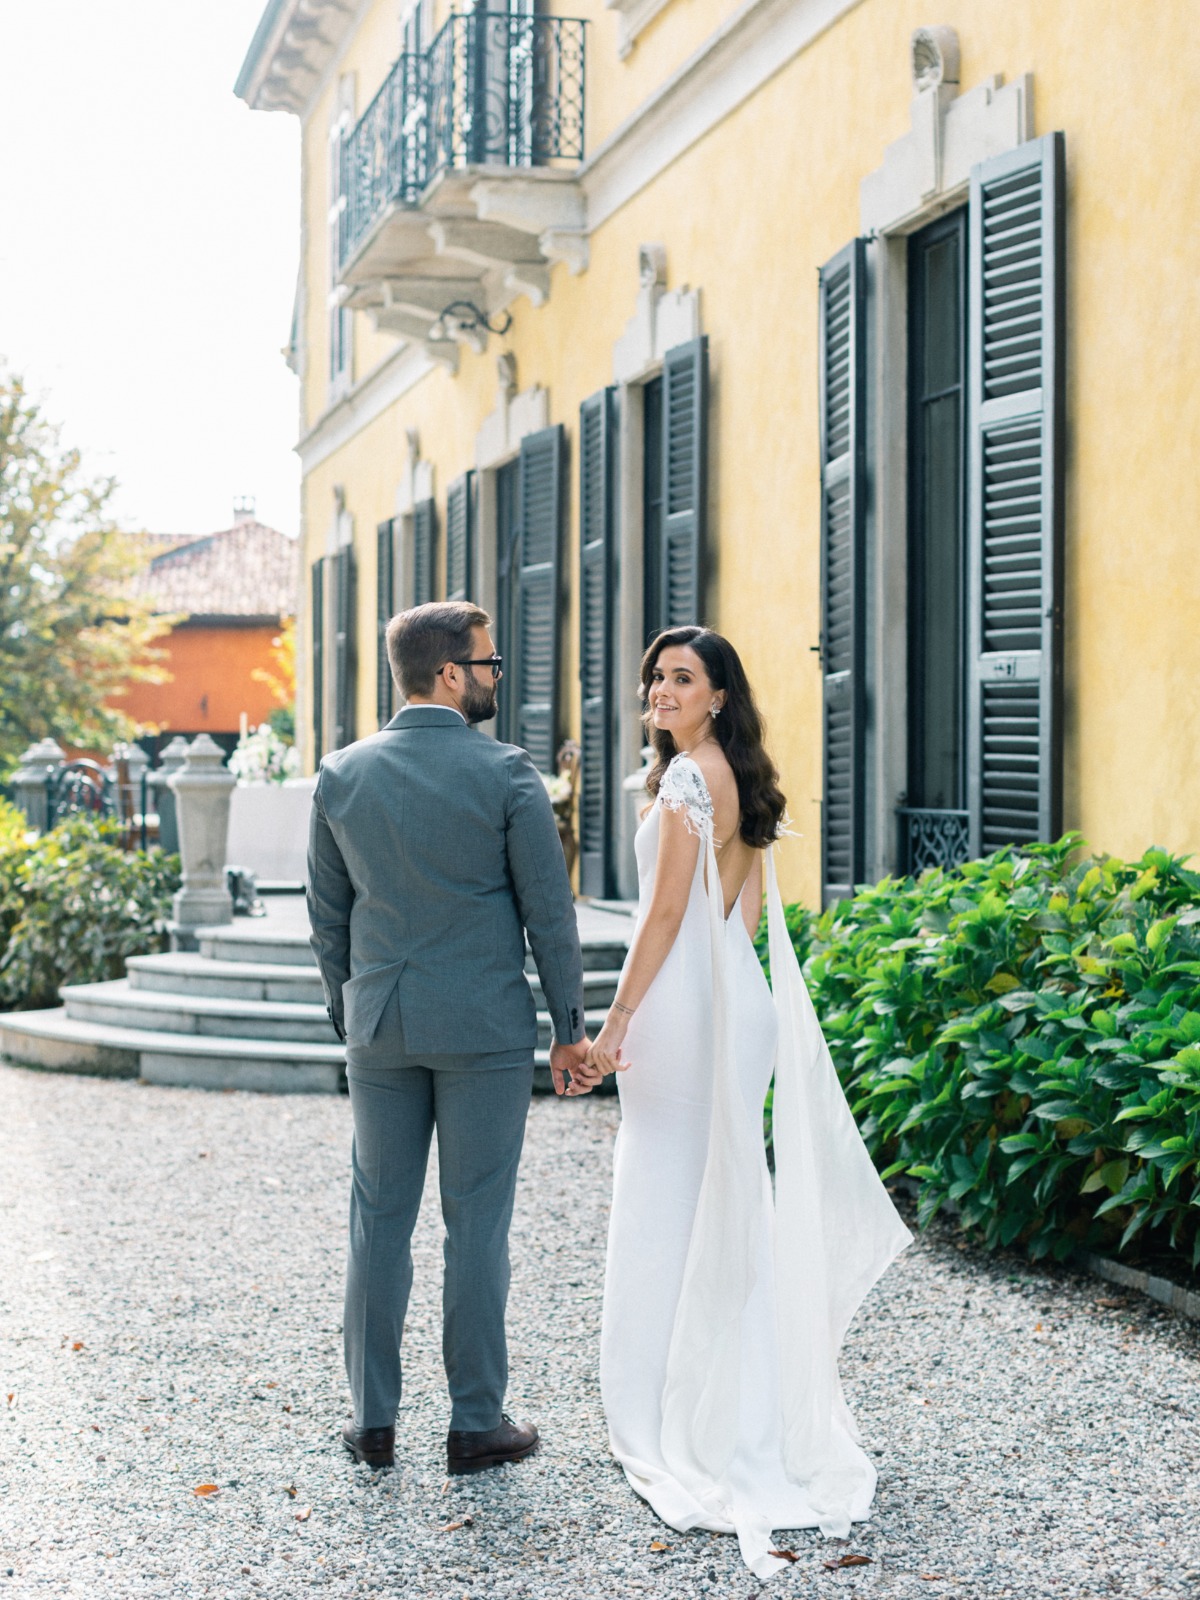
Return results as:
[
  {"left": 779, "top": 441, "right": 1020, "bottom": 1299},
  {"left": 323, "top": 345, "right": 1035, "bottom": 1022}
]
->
[{"left": 129, "top": 520, "right": 299, "bottom": 619}]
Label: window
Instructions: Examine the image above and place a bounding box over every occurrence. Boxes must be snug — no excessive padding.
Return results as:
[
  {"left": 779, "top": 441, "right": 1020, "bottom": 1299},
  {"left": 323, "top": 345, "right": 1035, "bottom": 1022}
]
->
[
  {"left": 901, "top": 208, "right": 969, "bottom": 870},
  {"left": 327, "top": 81, "right": 354, "bottom": 399},
  {"left": 817, "top": 133, "right": 1065, "bottom": 896}
]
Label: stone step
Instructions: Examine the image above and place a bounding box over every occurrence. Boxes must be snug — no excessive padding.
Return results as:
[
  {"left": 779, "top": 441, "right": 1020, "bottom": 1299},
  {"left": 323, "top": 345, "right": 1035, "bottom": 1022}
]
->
[
  {"left": 60, "top": 980, "right": 609, "bottom": 1051},
  {"left": 127, "top": 953, "right": 325, "bottom": 1004},
  {"left": 127, "top": 951, "right": 622, "bottom": 1009},
  {"left": 198, "top": 927, "right": 632, "bottom": 974},
  {"left": 60, "top": 980, "right": 337, "bottom": 1044},
  {"left": 0, "top": 1009, "right": 344, "bottom": 1093},
  {"left": 0, "top": 1006, "right": 615, "bottom": 1097},
  {"left": 199, "top": 928, "right": 315, "bottom": 966}
]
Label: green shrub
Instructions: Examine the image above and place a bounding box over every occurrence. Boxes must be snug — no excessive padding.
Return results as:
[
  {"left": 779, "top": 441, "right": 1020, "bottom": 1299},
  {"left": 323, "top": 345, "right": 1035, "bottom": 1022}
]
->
[
  {"left": 0, "top": 815, "right": 180, "bottom": 1010},
  {"left": 763, "top": 836, "right": 1200, "bottom": 1275}
]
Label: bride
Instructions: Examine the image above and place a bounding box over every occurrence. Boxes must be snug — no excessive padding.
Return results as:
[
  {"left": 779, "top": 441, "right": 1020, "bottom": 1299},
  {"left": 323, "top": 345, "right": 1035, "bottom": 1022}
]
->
[{"left": 580, "top": 625, "right": 911, "bottom": 1581}]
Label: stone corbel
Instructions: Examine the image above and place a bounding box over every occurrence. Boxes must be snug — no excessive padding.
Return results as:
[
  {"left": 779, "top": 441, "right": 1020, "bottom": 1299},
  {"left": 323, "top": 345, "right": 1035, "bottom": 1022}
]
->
[
  {"left": 540, "top": 228, "right": 589, "bottom": 276},
  {"left": 429, "top": 219, "right": 547, "bottom": 273},
  {"left": 469, "top": 176, "right": 585, "bottom": 237},
  {"left": 504, "top": 262, "right": 551, "bottom": 308}
]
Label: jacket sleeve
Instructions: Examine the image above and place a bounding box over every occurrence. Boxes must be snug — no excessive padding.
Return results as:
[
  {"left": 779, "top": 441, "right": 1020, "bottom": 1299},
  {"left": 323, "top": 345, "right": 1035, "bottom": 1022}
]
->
[
  {"left": 306, "top": 772, "right": 353, "bottom": 1042},
  {"left": 505, "top": 750, "right": 585, "bottom": 1045}
]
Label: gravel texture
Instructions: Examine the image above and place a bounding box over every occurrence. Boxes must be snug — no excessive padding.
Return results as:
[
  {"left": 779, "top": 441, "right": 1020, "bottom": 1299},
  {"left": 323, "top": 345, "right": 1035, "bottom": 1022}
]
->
[{"left": 1, "top": 1061, "right": 1198, "bottom": 1600}]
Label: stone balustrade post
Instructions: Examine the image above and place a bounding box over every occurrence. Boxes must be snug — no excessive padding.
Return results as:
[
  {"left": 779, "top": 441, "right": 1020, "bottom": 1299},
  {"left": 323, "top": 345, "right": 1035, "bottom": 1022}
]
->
[
  {"left": 167, "top": 734, "right": 236, "bottom": 949},
  {"left": 11, "top": 738, "right": 65, "bottom": 833},
  {"left": 150, "top": 735, "right": 190, "bottom": 855}
]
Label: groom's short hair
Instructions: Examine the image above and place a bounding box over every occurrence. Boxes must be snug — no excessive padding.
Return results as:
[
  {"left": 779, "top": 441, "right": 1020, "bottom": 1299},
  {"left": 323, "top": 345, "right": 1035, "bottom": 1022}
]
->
[{"left": 387, "top": 600, "right": 492, "bottom": 698}]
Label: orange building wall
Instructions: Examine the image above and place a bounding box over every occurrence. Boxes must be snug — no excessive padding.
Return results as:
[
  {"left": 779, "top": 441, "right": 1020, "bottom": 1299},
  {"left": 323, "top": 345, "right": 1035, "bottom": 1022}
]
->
[{"left": 115, "top": 623, "right": 283, "bottom": 735}]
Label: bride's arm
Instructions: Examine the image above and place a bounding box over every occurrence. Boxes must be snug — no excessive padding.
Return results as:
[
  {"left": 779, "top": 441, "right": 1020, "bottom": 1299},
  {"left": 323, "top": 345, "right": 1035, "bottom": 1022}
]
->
[{"left": 585, "top": 806, "right": 700, "bottom": 1076}]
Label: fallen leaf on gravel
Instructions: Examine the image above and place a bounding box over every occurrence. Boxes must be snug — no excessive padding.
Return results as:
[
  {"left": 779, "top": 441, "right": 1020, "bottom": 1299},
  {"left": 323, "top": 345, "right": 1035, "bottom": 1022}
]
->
[
  {"left": 823, "top": 1554, "right": 872, "bottom": 1569},
  {"left": 70, "top": 1341, "right": 85, "bottom": 1351},
  {"left": 192, "top": 1484, "right": 220, "bottom": 1498},
  {"left": 649, "top": 1540, "right": 671, "bottom": 1552},
  {"left": 295, "top": 1507, "right": 311, "bottom": 1522},
  {"left": 920, "top": 1575, "right": 949, "bottom": 1581},
  {"left": 768, "top": 1548, "right": 798, "bottom": 1562},
  {"left": 5, "top": 1394, "right": 12, "bottom": 1405},
  {"left": 439, "top": 1517, "right": 473, "bottom": 1533},
  {"left": 283, "top": 1484, "right": 297, "bottom": 1498},
  {"left": 281, "top": 1403, "right": 293, "bottom": 1413},
  {"left": 1097, "top": 1297, "right": 1125, "bottom": 1308}
]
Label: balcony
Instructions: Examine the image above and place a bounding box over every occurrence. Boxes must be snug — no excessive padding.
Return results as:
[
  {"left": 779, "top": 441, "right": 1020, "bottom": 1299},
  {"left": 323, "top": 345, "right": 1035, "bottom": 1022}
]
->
[{"left": 337, "top": 13, "right": 588, "bottom": 355}]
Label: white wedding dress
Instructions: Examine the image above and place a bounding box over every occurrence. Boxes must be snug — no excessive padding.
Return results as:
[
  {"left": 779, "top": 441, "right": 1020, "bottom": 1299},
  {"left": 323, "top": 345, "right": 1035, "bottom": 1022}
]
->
[{"left": 600, "top": 754, "right": 912, "bottom": 1580}]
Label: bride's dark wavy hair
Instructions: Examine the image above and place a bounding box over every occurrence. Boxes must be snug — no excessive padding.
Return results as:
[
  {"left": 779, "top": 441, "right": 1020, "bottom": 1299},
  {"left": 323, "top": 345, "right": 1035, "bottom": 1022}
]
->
[{"left": 639, "top": 626, "right": 787, "bottom": 849}]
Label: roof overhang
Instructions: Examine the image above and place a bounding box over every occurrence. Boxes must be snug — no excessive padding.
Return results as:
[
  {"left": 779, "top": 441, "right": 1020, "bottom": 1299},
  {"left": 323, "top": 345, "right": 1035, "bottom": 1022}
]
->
[{"left": 234, "top": 0, "right": 358, "bottom": 116}]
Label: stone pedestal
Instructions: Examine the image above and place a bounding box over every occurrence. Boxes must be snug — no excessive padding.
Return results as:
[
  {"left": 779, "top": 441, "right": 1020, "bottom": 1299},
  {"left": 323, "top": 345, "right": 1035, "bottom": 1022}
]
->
[
  {"left": 11, "top": 739, "right": 65, "bottom": 833},
  {"left": 151, "top": 736, "right": 191, "bottom": 855},
  {"left": 168, "top": 735, "right": 236, "bottom": 950}
]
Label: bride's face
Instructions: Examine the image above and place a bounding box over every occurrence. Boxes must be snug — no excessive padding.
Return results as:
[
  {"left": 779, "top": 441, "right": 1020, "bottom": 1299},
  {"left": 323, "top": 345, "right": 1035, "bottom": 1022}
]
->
[{"left": 647, "top": 646, "right": 724, "bottom": 744}]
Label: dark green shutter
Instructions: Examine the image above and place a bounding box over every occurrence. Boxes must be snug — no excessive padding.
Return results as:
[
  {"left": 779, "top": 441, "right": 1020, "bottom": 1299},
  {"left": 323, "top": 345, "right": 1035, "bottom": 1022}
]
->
[
  {"left": 516, "top": 424, "right": 565, "bottom": 772},
  {"left": 376, "top": 519, "right": 395, "bottom": 726},
  {"left": 311, "top": 557, "right": 326, "bottom": 759},
  {"left": 445, "top": 472, "right": 474, "bottom": 602},
  {"left": 578, "top": 387, "right": 617, "bottom": 898},
  {"left": 965, "top": 133, "right": 1065, "bottom": 855},
  {"left": 412, "top": 498, "right": 437, "bottom": 606},
  {"left": 332, "top": 544, "right": 356, "bottom": 750},
  {"left": 818, "top": 238, "right": 867, "bottom": 905},
  {"left": 660, "top": 336, "right": 708, "bottom": 627}
]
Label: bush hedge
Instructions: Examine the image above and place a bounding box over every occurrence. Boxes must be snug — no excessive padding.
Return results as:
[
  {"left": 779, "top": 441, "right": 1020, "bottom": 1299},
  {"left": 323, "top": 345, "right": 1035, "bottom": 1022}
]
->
[
  {"left": 759, "top": 836, "right": 1200, "bottom": 1276},
  {"left": 0, "top": 813, "right": 180, "bottom": 1010}
]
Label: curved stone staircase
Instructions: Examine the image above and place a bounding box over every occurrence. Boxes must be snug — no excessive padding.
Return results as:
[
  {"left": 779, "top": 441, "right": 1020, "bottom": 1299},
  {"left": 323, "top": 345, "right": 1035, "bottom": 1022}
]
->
[{"left": 0, "top": 901, "right": 632, "bottom": 1095}]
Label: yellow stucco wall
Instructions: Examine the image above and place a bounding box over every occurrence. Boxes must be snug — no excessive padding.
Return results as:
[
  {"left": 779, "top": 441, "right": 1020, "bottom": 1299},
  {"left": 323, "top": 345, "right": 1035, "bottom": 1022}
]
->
[{"left": 290, "top": 0, "right": 1200, "bottom": 905}]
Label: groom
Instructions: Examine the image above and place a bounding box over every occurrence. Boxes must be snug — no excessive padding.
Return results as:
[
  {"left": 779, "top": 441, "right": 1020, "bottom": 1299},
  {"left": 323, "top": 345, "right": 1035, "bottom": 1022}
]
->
[{"left": 307, "top": 600, "right": 591, "bottom": 1475}]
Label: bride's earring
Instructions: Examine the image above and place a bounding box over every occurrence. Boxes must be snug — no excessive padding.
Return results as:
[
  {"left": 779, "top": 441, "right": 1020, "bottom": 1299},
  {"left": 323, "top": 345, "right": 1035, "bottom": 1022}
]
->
[{"left": 710, "top": 702, "right": 720, "bottom": 718}]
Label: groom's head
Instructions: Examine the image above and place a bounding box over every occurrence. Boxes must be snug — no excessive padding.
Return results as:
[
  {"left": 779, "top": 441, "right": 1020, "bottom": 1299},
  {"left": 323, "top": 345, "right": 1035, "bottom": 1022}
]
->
[{"left": 387, "top": 601, "right": 499, "bottom": 724}]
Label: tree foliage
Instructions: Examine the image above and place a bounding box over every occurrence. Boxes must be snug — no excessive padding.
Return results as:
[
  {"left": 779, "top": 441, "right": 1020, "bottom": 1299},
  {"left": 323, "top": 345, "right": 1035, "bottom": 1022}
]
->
[{"left": 0, "top": 372, "right": 173, "bottom": 774}]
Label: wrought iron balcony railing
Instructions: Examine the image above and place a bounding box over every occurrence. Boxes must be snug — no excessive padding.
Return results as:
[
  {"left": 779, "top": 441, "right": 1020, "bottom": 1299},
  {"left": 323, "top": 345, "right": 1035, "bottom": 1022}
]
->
[
  {"left": 339, "top": 13, "right": 587, "bottom": 271},
  {"left": 341, "top": 51, "right": 428, "bottom": 267}
]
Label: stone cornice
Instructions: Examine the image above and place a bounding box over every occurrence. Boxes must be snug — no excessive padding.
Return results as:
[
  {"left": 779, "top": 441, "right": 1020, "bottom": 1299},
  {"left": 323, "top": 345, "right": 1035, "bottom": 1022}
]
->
[{"left": 235, "top": 0, "right": 358, "bottom": 115}]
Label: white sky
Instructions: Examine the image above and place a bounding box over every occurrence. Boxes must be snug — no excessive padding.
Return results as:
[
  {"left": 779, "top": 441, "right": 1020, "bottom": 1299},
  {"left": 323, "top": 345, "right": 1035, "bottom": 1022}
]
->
[{"left": 0, "top": 0, "right": 302, "bottom": 539}]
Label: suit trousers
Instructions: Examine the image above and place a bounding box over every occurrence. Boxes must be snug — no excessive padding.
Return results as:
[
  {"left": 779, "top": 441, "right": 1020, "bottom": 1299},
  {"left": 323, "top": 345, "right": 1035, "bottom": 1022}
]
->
[{"left": 344, "top": 1050, "right": 534, "bottom": 1433}]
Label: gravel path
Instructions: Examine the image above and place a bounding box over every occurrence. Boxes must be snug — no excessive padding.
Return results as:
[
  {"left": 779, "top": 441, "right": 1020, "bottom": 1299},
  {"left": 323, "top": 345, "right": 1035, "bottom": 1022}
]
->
[{"left": 1, "top": 1063, "right": 1197, "bottom": 1600}]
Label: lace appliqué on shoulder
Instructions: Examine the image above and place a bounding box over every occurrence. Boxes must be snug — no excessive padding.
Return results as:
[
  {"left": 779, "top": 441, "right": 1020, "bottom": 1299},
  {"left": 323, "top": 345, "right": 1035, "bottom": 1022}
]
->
[{"left": 657, "top": 755, "right": 714, "bottom": 841}]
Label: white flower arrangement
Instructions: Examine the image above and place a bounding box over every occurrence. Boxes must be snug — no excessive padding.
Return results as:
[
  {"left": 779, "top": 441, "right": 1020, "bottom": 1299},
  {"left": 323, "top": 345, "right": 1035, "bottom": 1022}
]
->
[
  {"left": 540, "top": 771, "right": 573, "bottom": 809},
  {"left": 229, "top": 723, "right": 300, "bottom": 785}
]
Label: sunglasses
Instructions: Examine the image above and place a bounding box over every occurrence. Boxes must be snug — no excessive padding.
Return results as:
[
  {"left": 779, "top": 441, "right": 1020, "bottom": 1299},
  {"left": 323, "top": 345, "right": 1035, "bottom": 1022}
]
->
[{"left": 450, "top": 655, "right": 503, "bottom": 680}]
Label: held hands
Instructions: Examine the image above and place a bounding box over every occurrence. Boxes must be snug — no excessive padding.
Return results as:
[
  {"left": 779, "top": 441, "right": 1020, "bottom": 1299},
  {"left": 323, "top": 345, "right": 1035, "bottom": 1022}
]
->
[
  {"left": 585, "top": 1011, "right": 632, "bottom": 1081},
  {"left": 549, "top": 1036, "right": 594, "bottom": 1097}
]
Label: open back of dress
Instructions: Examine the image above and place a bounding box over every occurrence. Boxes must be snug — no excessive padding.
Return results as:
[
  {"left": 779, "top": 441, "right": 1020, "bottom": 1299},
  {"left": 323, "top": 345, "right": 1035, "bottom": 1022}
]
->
[{"left": 600, "top": 753, "right": 911, "bottom": 1580}]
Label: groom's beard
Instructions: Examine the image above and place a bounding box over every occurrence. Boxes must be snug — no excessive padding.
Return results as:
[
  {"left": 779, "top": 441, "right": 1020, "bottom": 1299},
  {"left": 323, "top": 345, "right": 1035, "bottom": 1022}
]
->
[{"left": 461, "top": 675, "right": 498, "bottom": 725}]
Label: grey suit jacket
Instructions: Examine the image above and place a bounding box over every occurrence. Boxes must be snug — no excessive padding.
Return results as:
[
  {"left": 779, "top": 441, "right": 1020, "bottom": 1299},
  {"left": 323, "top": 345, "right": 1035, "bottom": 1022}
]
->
[{"left": 306, "top": 704, "right": 585, "bottom": 1057}]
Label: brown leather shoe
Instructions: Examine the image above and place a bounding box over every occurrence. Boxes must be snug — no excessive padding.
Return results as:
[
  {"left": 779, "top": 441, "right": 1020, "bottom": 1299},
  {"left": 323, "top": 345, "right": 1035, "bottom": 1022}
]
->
[
  {"left": 446, "top": 1413, "right": 539, "bottom": 1475},
  {"left": 341, "top": 1420, "right": 395, "bottom": 1470}
]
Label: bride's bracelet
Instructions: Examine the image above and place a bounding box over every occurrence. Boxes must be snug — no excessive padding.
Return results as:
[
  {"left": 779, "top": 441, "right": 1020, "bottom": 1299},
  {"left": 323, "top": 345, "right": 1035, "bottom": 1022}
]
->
[{"left": 610, "top": 1000, "right": 635, "bottom": 1017}]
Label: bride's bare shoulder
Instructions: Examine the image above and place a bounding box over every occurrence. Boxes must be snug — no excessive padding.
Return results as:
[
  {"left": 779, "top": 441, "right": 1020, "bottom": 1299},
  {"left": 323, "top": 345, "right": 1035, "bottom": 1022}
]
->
[{"left": 688, "top": 746, "right": 738, "bottom": 809}]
